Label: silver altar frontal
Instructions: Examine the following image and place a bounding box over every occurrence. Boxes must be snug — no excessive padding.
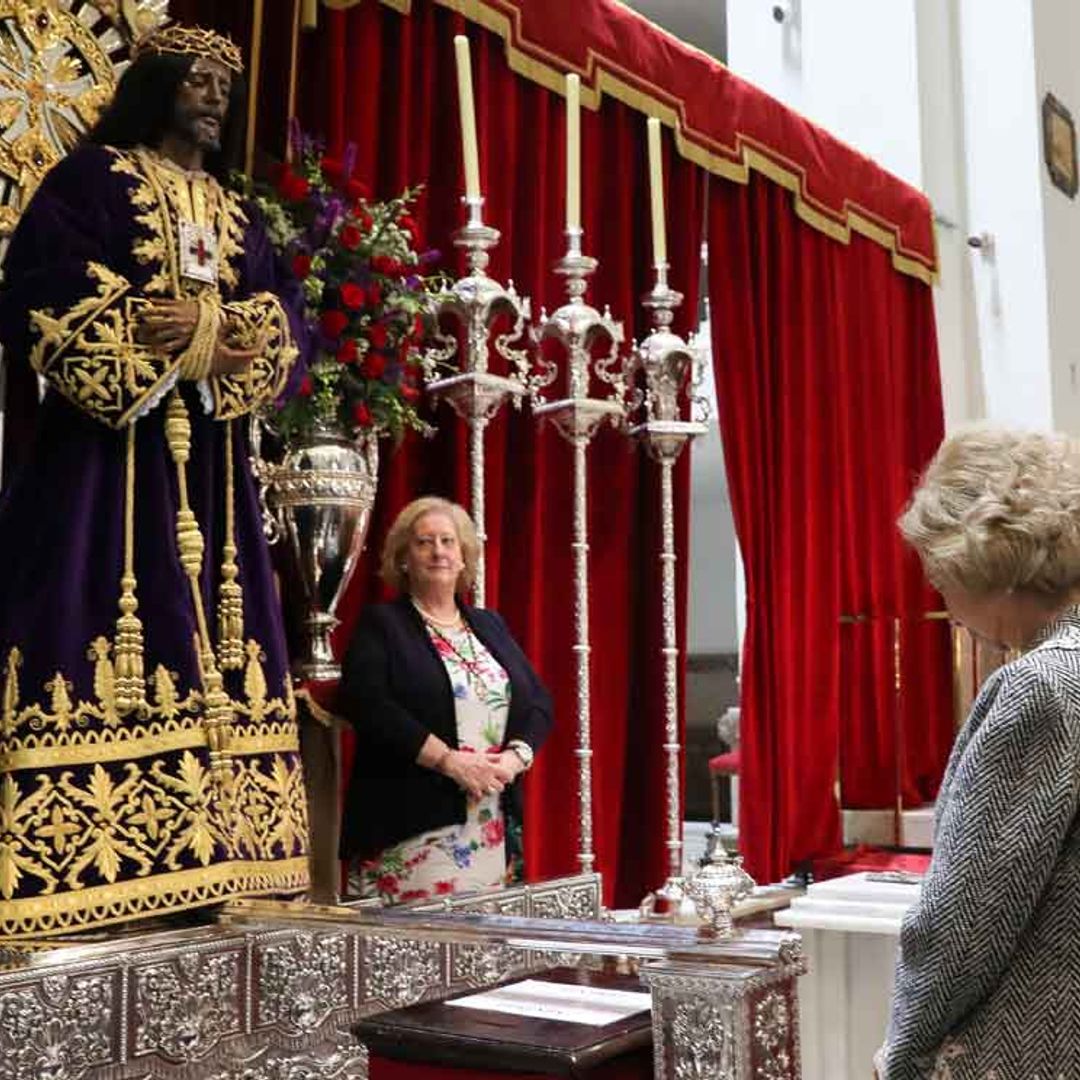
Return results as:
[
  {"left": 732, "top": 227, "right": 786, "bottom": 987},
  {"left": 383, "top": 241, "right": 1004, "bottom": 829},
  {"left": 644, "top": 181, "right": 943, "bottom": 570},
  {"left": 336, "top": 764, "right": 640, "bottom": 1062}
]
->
[{"left": 0, "top": 874, "right": 806, "bottom": 1079}]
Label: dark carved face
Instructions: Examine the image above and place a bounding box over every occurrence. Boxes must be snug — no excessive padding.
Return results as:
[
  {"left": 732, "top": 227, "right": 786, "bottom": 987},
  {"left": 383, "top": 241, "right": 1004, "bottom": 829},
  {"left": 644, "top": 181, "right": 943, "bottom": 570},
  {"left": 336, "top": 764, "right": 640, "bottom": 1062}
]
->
[{"left": 171, "top": 56, "right": 232, "bottom": 153}]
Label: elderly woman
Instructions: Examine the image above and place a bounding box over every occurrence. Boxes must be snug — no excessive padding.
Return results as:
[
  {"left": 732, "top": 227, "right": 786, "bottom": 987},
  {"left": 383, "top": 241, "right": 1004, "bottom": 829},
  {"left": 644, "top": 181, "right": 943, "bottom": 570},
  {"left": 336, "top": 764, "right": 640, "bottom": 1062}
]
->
[
  {"left": 339, "top": 496, "right": 553, "bottom": 902},
  {"left": 879, "top": 427, "right": 1080, "bottom": 1080}
]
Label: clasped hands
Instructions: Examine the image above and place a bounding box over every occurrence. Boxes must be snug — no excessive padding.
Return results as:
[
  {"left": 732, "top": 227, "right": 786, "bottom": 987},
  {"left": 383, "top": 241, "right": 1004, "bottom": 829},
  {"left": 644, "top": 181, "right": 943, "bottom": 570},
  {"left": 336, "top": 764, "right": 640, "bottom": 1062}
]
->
[
  {"left": 440, "top": 747, "right": 522, "bottom": 801},
  {"left": 136, "top": 299, "right": 264, "bottom": 376}
]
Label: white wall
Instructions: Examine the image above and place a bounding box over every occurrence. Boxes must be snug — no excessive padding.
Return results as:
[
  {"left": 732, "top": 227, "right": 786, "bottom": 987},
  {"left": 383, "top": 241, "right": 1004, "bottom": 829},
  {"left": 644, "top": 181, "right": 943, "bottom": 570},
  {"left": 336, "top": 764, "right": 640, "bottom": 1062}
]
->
[
  {"left": 726, "top": 0, "right": 923, "bottom": 188},
  {"left": 1033, "top": 0, "right": 1080, "bottom": 436},
  {"left": 957, "top": 0, "right": 1052, "bottom": 431},
  {"left": 914, "top": 0, "right": 984, "bottom": 429}
]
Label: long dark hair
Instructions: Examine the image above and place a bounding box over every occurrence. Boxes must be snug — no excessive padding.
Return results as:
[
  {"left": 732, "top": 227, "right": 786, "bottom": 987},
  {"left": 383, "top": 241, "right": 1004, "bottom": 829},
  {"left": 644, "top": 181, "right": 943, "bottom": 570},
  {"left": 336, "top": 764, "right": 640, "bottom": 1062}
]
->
[{"left": 86, "top": 52, "right": 247, "bottom": 180}]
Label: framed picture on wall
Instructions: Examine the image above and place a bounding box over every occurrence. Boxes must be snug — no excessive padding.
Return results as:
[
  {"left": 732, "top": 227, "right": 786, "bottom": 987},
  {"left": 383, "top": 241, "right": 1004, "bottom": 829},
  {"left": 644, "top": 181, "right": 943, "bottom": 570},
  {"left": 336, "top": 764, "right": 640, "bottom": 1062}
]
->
[{"left": 1043, "top": 93, "right": 1078, "bottom": 199}]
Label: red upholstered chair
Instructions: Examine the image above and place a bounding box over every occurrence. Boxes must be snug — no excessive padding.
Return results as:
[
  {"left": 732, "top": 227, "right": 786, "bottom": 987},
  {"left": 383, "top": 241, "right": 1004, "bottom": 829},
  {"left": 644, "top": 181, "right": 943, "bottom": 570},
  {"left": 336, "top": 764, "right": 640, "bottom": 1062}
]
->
[{"left": 708, "top": 748, "right": 741, "bottom": 826}]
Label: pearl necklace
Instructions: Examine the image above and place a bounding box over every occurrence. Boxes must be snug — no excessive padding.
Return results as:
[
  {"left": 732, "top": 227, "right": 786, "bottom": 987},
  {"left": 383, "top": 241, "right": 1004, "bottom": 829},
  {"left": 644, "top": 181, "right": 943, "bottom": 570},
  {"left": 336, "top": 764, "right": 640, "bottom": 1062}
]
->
[{"left": 411, "top": 598, "right": 463, "bottom": 629}]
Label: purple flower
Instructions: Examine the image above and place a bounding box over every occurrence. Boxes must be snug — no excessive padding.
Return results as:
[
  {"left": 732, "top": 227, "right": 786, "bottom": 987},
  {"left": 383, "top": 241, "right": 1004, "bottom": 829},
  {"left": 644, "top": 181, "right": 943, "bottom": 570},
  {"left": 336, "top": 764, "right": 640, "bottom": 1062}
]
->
[{"left": 342, "top": 142, "right": 358, "bottom": 182}]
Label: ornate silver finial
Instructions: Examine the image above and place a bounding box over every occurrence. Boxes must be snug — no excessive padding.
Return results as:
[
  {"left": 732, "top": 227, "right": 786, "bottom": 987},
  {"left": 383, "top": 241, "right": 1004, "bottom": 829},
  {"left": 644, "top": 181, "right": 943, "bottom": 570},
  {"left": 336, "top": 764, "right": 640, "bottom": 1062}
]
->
[
  {"left": 533, "top": 226, "right": 630, "bottom": 875},
  {"left": 631, "top": 262, "right": 709, "bottom": 914},
  {"left": 421, "top": 195, "right": 534, "bottom": 606}
]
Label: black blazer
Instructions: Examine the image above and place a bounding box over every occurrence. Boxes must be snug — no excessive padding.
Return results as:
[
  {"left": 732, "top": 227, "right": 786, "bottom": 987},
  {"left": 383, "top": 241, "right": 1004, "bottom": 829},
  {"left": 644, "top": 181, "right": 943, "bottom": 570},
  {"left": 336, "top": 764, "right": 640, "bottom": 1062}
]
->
[{"left": 338, "top": 596, "right": 554, "bottom": 860}]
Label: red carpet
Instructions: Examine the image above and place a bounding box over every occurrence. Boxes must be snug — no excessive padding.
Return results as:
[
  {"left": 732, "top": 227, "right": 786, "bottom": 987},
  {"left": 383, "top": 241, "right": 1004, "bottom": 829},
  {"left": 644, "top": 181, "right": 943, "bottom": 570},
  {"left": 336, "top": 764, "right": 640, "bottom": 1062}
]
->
[{"left": 811, "top": 845, "right": 931, "bottom": 882}]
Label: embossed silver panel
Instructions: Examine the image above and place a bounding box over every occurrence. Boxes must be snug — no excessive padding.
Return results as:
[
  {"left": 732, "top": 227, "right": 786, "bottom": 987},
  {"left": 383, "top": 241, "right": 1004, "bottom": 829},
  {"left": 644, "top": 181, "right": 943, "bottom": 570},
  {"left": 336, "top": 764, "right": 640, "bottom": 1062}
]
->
[
  {"left": 256, "top": 932, "right": 350, "bottom": 1036},
  {"left": 134, "top": 950, "right": 242, "bottom": 1063},
  {"left": 0, "top": 971, "right": 117, "bottom": 1080}
]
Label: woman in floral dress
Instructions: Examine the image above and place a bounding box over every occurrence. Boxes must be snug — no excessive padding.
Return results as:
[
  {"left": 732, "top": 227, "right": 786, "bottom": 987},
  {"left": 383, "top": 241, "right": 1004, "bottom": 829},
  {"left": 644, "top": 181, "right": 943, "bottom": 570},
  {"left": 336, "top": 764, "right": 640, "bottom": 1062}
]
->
[{"left": 339, "top": 497, "right": 553, "bottom": 902}]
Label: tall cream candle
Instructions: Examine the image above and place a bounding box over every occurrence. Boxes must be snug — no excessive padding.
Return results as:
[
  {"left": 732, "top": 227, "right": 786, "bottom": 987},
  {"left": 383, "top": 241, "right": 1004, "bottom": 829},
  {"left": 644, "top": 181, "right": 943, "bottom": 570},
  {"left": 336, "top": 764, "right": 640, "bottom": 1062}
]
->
[
  {"left": 647, "top": 117, "right": 667, "bottom": 267},
  {"left": 566, "top": 72, "right": 581, "bottom": 231},
  {"left": 454, "top": 35, "right": 482, "bottom": 200},
  {"left": 302, "top": 0, "right": 318, "bottom": 29}
]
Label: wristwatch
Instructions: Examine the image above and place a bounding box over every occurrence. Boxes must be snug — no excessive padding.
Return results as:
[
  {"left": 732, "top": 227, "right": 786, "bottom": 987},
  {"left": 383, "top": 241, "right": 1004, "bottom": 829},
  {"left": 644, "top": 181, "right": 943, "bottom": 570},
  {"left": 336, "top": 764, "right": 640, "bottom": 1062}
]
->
[{"left": 507, "top": 739, "right": 534, "bottom": 771}]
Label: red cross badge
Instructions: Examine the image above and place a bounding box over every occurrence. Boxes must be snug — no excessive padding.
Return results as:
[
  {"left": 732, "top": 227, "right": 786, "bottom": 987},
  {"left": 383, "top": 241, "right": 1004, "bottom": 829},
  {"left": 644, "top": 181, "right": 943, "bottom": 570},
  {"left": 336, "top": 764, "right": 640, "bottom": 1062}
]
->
[{"left": 179, "top": 220, "right": 219, "bottom": 285}]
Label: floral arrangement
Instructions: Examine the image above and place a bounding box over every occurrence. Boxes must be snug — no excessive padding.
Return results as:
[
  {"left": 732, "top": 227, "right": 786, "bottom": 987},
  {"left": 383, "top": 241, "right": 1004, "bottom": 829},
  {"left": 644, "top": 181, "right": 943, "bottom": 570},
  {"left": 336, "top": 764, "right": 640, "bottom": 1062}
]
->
[{"left": 243, "top": 131, "right": 442, "bottom": 443}]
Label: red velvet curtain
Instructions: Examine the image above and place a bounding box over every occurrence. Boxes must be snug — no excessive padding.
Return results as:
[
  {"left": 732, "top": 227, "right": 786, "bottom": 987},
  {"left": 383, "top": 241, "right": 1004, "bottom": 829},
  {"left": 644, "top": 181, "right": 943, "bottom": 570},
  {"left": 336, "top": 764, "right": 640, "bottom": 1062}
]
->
[
  {"left": 298, "top": 1, "right": 702, "bottom": 907},
  {"left": 708, "top": 175, "right": 950, "bottom": 884}
]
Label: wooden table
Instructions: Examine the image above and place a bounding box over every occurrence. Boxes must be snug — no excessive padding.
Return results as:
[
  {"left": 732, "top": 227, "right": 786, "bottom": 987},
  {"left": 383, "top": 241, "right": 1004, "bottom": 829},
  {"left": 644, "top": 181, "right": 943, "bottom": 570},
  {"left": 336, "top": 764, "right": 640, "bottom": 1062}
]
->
[{"left": 357, "top": 967, "right": 654, "bottom": 1079}]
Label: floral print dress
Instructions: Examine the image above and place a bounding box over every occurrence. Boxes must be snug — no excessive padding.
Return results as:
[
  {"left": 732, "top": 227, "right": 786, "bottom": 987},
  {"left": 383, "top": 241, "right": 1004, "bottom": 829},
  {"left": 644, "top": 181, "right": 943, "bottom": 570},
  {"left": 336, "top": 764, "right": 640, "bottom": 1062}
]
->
[{"left": 351, "top": 622, "right": 522, "bottom": 903}]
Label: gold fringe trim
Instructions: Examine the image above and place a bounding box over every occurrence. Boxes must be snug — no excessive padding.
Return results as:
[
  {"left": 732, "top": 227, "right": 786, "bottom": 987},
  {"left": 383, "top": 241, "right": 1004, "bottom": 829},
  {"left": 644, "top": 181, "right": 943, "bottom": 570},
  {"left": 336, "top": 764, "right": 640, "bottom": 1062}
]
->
[
  {"left": 164, "top": 392, "right": 235, "bottom": 792},
  {"left": 319, "top": 0, "right": 937, "bottom": 284},
  {"left": 218, "top": 422, "right": 245, "bottom": 672},
  {"left": 114, "top": 422, "right": 146, "bottom": 715}
]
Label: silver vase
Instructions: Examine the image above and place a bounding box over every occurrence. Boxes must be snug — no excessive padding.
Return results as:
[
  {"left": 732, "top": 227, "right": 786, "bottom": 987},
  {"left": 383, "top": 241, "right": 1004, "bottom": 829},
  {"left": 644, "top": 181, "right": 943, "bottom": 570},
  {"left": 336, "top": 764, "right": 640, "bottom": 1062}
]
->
[{"left": 258, "top": 424, "right": 379, "bottom": 682}]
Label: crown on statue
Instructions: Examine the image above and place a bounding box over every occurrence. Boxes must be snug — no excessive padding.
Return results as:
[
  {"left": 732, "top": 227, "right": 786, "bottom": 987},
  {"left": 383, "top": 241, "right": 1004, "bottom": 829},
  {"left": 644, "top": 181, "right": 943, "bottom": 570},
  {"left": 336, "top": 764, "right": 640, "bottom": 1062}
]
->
[{"left": 133, "top": 24, "right": 244, "bottom": 75}]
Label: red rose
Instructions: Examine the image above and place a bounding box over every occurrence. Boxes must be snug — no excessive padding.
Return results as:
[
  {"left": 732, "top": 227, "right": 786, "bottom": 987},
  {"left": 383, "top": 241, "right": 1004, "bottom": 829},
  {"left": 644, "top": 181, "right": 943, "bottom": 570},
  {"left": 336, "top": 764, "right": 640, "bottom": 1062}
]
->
[
  {"left": 434, "top": 880, "right": 456, "bottom": 895},
  {"left": 340, "top": 282, "right": 365, "bottom": 310},
  {"left": 412, "top": 314, "right": 425, "bottom": 340},
  {"left": 336, "top": 338, "right": 358, "bottom": 365},
  {"left": 320, "top": 155, "right": 344, "bottom": 183},
  {"left": 481, "top": 817, "right": 505, "bottom": 847},
  {"left": 401, "top": 382, "right": 421, "bottom": 403},
  {"left": 320, "top": 309, "right": 348, "bottom": 338},
  {"left": 353, "top": 402, "right": 373, "bottom": 427},
  {"left": 358, "top": 210, "right": 374, "bottom": 231},
  {"left": 339, "top": 224, "right": 363, "bottom": 251},
  {"left": 292, "top": 254, "right": 312, "bottom": 280},
  {"left": 362, "top": 352, "right": 386, "bottom": 379},
  {"left": 368, "top": 323, "right": 389, "bottom": 349},
  {"left": 367, "top": 281, "right": 382, "bottom": 306},
  {"left": 399, "top": 889, "right": 428, "bottom": 902},
  {"left": 273, "top": 164, "right": 294, "bottom": 196},
  {"left": 371, "top": 255, "right": 392, "bottom": 275},
  {"left": 283, "top": 173, "right": 310, "bottom": 201},
  {"left": 346, "top": 178, "right": 371, "bottom": 202},
  {"left": 297, "top": 374, "right": 313, "bottom": 397}
]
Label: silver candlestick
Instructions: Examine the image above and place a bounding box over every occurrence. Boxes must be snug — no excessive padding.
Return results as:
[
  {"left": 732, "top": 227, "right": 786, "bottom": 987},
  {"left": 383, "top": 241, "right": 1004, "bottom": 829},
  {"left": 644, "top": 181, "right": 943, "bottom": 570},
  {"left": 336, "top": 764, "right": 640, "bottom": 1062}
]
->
[
  {"left": 631, "top": 263, "right": 709, "bottom": 918},
  {"left": 422, "top": 196, "right": 534, "bottom": 608},
  {"left": 533, "top": 226, "right": 629, "bottom": 876}
]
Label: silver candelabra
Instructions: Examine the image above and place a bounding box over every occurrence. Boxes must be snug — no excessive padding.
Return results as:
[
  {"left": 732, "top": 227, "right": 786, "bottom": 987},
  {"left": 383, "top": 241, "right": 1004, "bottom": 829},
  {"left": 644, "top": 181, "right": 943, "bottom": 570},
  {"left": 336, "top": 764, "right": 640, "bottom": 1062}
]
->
[
  {"left": 423, "top": 196, "right": 534, "bottom": 607},
  {"left": 533, "top": 226, "right": 629, "bottom": 876},
  {"left": 631, "top": 263, "right": 709, "bottom": 916}
]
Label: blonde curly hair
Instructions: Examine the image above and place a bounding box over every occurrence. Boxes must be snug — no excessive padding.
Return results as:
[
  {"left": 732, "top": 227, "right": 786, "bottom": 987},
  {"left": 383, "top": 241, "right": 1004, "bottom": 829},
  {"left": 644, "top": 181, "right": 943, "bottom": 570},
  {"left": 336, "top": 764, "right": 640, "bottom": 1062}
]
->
[
  {"left": 899, "top": 426, "right": 1080, "bottom": 598},
  {"left": 380, "top": 496, "right": 479, "bottom": 596}
]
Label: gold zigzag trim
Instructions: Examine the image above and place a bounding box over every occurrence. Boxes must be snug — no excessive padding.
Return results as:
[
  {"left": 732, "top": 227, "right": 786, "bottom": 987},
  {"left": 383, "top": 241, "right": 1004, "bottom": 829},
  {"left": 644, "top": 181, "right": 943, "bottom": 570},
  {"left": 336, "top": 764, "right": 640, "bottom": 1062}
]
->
[
  {"left": 0, "top": 719, "right": 300, "bottom": 772},
  {"left": 319, "top": 0, "right": 937, "bottom": 284},
  {"left": 0, "top": 858, "right": 309, "bottom": 939}
]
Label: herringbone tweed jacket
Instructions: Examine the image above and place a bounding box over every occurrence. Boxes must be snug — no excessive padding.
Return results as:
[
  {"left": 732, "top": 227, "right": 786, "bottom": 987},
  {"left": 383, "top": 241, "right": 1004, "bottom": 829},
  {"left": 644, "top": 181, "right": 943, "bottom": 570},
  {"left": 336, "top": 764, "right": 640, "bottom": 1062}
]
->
[{"left": 885, "top": 608, "right": 1080, "bottom": 1080}]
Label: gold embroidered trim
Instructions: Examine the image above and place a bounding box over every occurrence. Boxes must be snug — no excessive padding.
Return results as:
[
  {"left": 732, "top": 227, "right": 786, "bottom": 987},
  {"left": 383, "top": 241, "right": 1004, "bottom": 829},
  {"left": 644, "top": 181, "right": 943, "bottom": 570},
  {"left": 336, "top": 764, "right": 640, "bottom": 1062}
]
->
[
  {"left": 27, "top": 264, "right": 181, "bottom": 428},
  {"left": 212, "top": 293, "right": 299, "bottom": 419},
  {"left": 109, "top": 148, "right": 248, "bottom": 297},
  {"left": 0, "top": 642, "right": 295, "bottom": 769},
  {"left": 0, "top": 751, "right": 307, "bottom": 899},
  {"left": 0, "top": 858, "right": 309, "bottom": 939}
]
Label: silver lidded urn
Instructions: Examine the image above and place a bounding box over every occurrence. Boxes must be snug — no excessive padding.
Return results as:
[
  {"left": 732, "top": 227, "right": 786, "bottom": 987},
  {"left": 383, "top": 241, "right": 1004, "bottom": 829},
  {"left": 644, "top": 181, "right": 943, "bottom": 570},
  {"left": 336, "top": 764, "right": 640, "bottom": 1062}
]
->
[
  {"left": 252, "top": 418, "right": 378, "bottom": 682},
  {"left": 684, "top": 848, "right": 757, "bottom": 939}
]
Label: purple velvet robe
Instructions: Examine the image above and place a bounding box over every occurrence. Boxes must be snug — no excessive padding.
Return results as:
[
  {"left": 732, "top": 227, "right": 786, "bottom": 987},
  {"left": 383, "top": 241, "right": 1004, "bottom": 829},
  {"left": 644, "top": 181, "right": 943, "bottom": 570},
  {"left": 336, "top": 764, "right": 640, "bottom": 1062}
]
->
[{"left": 0, "top": 144, "right": 310, "bottom": 937}]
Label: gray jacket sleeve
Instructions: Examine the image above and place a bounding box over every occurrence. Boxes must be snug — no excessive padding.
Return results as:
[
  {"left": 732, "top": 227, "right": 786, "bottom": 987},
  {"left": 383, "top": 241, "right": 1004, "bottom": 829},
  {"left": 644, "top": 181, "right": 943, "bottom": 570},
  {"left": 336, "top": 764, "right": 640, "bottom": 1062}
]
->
[{"left": 885, "top": 662, "right": 1080, "bottom": 1080}]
